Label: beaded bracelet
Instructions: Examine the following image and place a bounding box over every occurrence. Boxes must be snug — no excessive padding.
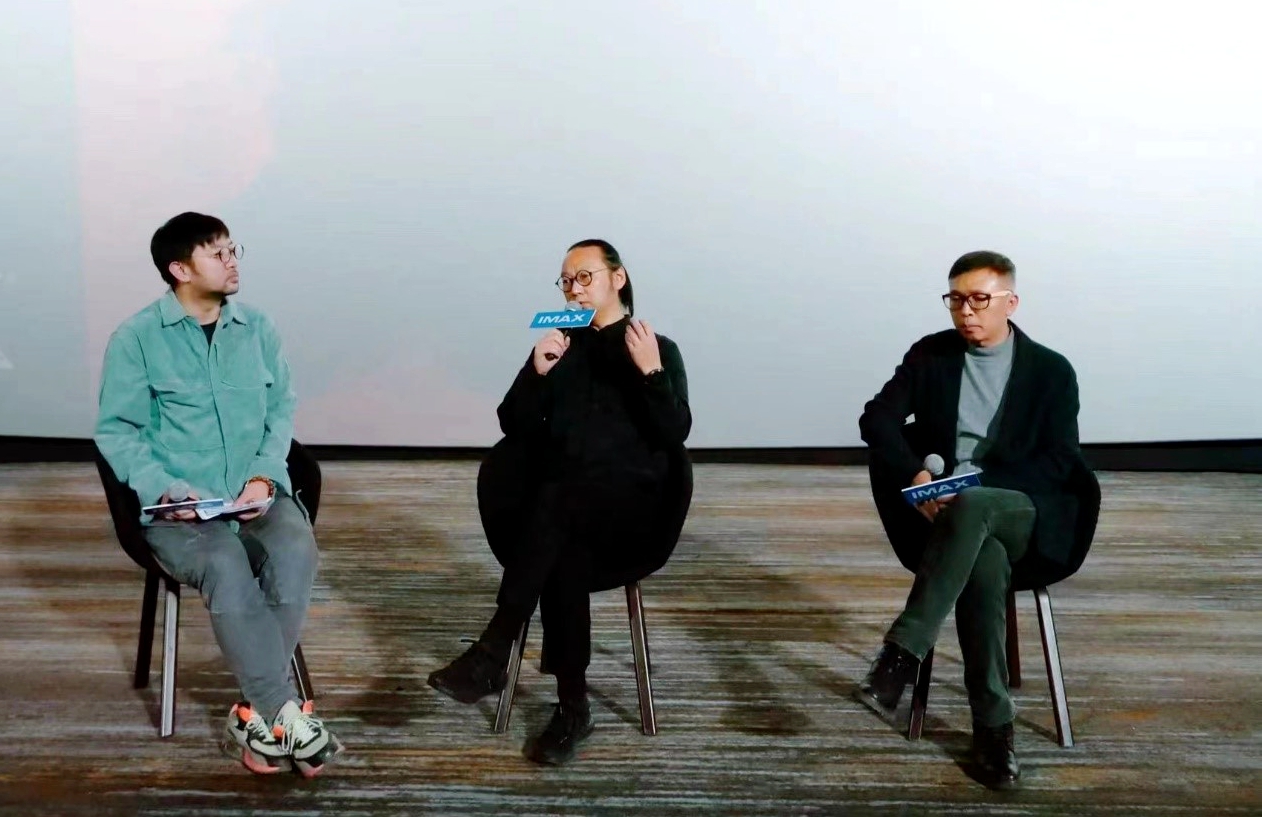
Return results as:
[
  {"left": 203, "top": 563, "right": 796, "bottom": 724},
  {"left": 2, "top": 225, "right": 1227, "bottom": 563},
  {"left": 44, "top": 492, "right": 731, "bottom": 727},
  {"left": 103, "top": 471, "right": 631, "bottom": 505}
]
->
[{"left": 247, "top": 476, "right": 276, "bottom": 498}]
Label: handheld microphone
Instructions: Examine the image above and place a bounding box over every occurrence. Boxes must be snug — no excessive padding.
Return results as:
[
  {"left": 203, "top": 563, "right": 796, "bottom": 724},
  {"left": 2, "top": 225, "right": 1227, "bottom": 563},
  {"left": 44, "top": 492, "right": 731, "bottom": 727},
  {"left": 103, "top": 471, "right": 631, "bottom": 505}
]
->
[
  {"left": 168, "top": 479, "right": 191, "bottom": 502},
  {"left": 537, "top": 301, "right": 595, "bottom": 363},
  {"left": 901, "top": 454, "right": 981, "bottom": 506}
]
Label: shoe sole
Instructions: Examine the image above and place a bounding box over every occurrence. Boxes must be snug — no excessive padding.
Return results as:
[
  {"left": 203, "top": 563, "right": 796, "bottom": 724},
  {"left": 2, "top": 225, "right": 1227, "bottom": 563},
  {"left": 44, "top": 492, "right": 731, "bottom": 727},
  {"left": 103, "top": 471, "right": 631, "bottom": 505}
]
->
[
  {"left": 853, "top": 685, "right": 903, "bottom": 715},
  {"left": 219, "top": 736, "right": 290, "bottom": 775},
  {"left": 426, "top": 674, "right": 503, "bottom": 705},
  {"left": 293, "top": 734, "right": 346, "bottom": 778}
]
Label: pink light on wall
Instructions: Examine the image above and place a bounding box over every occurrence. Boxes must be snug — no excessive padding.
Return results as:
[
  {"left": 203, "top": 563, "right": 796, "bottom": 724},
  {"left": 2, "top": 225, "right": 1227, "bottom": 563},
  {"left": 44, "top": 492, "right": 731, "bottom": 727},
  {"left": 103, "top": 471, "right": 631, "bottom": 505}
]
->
[{"left": 74, "top": 0, "right": 280, "bottom": 393}]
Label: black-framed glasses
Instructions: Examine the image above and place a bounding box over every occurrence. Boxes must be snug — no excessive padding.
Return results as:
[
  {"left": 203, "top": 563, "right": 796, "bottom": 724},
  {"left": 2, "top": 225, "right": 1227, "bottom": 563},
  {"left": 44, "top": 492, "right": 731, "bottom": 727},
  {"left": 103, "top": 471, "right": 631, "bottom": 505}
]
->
[
  {"left": 942, "top": 289, "right": 1011, "bottom": 311},
  {"left": 195, "top": 244, "right": 244, "bottom": 264},
  {"left": 555, "top": 267, "right": 610, "bottom": 292}
]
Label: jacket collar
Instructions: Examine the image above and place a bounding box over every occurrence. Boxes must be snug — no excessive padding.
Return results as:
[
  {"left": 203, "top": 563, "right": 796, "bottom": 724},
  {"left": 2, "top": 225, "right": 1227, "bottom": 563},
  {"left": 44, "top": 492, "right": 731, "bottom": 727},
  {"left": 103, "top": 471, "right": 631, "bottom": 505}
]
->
[{"left": 159, "top": 289, "right": 246, "bottom": 327}]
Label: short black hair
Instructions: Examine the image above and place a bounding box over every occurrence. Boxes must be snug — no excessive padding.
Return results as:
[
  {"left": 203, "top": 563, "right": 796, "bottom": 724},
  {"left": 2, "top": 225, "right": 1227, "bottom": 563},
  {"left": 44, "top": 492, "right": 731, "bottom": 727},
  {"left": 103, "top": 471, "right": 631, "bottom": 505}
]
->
[
  {"left": 568, "top": 238, "right": 634, "bottom": 316},
  {"left": 150, "top": 212, "right": 230, "bottom": 287},
  {"left": 948, "top": 250, "right": 1015, "bottom": 281}
]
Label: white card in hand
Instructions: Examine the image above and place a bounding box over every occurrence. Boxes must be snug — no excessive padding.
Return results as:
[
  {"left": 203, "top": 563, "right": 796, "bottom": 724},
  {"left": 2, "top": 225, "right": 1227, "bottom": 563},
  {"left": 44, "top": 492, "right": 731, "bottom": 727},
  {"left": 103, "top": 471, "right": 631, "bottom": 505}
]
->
[{"left": 195, "top": 498, "right": 274, "bottom": 520}]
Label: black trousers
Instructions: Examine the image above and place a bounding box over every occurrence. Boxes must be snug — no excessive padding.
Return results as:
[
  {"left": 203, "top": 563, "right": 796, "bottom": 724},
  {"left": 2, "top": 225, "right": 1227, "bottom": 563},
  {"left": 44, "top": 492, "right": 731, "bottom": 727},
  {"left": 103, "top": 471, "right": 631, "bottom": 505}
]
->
[{"left": 479, "top": 440, "right": 675, "bottom": 676}]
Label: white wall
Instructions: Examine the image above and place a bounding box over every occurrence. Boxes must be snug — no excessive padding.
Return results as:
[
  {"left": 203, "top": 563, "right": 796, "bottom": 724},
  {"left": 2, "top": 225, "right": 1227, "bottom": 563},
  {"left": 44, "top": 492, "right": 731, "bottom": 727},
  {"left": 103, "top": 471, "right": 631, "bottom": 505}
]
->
[{"left": 2, "top": 0, "right": 1258, "bottom": 446}]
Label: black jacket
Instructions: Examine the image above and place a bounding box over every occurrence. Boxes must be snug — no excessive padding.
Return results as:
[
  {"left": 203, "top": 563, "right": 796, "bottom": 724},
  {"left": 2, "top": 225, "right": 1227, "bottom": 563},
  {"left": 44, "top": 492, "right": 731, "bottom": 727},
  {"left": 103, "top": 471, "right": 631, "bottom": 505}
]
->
[
  {"left": 860, "top": 323, "right": 1100, "bottom": 586},
  {"left": 497, "top": 316, "right": 691, "bottom": 485},
  {"left": 480, "top": 318, "right": 694, "bottom": 586}
]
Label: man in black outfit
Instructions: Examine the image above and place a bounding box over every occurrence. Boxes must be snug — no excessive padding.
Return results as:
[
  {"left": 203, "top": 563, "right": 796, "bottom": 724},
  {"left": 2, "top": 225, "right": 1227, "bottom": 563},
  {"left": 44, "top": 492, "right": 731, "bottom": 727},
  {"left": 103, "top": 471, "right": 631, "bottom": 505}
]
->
[
  {"left": 428, "top": 239, "right": 692, "bottom": 765},
  {"left": 858, "top": 250, "right": 1095, "bottom": 789}
]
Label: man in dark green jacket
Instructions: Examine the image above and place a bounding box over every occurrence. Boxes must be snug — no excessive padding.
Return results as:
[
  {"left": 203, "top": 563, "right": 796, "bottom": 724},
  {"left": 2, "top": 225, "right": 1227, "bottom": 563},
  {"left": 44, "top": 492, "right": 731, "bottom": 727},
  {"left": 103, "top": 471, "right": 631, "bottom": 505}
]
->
[{"left": 858, "top": 250, "right": 1096, "bottom": 790}]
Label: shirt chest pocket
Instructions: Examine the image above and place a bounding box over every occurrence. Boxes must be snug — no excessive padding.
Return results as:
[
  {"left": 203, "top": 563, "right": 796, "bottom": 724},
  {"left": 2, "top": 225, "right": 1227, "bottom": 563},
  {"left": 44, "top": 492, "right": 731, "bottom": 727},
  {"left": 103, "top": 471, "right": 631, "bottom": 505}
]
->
[
  {"left": 217, "top": 342, "right": 274, "bottom": 390},
  {"left": 151, "top": 380, "right": 217, "bottom": 450}
]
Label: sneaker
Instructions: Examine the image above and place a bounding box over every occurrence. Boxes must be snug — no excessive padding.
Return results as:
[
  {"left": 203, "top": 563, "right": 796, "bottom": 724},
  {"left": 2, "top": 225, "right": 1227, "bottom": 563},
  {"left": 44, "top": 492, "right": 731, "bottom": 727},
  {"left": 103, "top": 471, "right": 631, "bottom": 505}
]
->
[
  {"left": 272, "top": 700, "right": 343, "bottom": 778},
  {"left": 427, "top": 641, "right": 508, "bottom": 704},
  {"left": 523, "top": 701, "right": 595, "bottom": 766},
  {"left": 971, "top": 720, "right": 1021, "bottom": 790},
  {"left": 858, "top": 642, "right": 921, "bottom": 710},
  {"left": 222, "top": 702, "right": 290, "bottom": 775}
]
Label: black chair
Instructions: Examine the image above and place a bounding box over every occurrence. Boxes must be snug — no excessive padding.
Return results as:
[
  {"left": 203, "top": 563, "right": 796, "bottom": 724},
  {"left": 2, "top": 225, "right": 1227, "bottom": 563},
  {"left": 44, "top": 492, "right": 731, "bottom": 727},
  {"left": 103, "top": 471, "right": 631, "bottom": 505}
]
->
[
  {"left": 477, "top": 438, "right": 694, "bottom": 736},
  {"left": 868, "top": 427, "right": 1101, "bottom": 747},
  {"left": 95, "top": 440, "right": 321, "bottom": 738}
]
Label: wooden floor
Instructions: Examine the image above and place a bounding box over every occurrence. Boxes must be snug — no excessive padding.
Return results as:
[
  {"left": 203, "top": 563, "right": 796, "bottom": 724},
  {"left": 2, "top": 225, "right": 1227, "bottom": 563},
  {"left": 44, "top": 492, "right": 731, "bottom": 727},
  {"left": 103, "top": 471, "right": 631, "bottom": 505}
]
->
[{"left": 0, "top": 462, "right": 1259, "bottom": 816}]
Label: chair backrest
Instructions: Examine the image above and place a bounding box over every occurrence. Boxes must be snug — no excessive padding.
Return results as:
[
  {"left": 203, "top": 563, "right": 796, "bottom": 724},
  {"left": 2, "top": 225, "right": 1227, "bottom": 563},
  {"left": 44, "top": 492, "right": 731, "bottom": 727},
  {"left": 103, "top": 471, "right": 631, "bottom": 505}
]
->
[
  {"left": 286, "top": 440, "right": 322, "bottom": 525},
  {"left": 1012, "top": 456, "right": 1100, "bottom": 589},
  {"left": 477, "top": 437, "right": 694, "bottom": 588},
  {"left": 94, "top": 446, "right": 156, "bottom": 575},
  {"left": 656, "top": 444, "right": 695, "bottom": 557},
  {"left": 95, "top": 440, "right": 322, "bottom": 577}
]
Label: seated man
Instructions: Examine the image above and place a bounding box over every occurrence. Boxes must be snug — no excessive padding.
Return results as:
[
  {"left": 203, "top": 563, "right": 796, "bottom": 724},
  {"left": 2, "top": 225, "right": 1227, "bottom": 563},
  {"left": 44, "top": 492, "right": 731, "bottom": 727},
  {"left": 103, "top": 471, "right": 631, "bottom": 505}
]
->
[
  {"left": 427, "top": 239, "right": 692, "bottom": 765},
  {"left": 858, "top": 250, "right": 1089, "bottom": 789},
  {"left": 95, "top": 212, "right": 342, "bottom": 777}
]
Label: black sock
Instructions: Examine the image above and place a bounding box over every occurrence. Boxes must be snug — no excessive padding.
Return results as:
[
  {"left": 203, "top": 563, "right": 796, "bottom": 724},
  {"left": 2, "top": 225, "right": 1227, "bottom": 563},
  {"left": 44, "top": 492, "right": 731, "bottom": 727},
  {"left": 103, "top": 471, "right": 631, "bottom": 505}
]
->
[{"left": 556, "top": 672, "right": 588, "bottom": 710}]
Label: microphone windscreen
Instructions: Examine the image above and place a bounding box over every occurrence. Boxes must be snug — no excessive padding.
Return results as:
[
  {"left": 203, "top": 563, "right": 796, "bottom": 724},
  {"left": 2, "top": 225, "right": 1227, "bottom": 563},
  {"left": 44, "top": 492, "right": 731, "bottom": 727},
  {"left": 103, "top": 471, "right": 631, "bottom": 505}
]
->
[{"left": 923, "top": 454, "right": 945, "bottom": 477}]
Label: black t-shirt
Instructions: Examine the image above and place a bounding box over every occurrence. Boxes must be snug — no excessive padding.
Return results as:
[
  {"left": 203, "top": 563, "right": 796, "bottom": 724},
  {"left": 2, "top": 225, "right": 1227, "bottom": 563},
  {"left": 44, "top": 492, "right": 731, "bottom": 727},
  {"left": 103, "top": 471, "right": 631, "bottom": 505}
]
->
[{"left": 201, "top": 321, "right": 216, "bottom": 345}]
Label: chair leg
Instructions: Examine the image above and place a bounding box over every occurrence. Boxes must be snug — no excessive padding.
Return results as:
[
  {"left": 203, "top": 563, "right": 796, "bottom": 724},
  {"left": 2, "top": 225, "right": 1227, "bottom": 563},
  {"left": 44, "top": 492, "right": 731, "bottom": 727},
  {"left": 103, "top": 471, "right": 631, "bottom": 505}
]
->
[
  {"left": 493, "top": 619, "right": 529, "bottom": 734},
  {"left": 135, "top": 570, "right": 159, "bottom": 689},
  {"left": 159, "top": 580, "right": 180, "bottom": 738},
  {"left": 1035, "top": 586, "right": 1074, "bottom": 748},
  {"left": 1006, "top": 590, "right": 1022, "bottom": 689},
  {"left": 906, "top": 647, "right": 934, "bottom": 740},
  {"left": 626, "top": 582, "right": 657, "bottom": 736},
  {"left": 292, "top": 644, "right": 314, "bottom": 703}
]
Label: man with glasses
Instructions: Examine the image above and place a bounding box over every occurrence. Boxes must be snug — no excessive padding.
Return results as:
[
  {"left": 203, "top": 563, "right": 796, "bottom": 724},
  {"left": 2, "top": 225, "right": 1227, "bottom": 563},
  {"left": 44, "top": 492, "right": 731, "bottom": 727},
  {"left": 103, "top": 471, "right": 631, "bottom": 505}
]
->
[
  {"left": 428, "top": 238, "right": 692, "bottom": 765},
  {"left": 95, "top": 212, "right": 342, "bottom": 776},
  {"left": 856, "top": 250, "right": 1087, "bottom": 789}
]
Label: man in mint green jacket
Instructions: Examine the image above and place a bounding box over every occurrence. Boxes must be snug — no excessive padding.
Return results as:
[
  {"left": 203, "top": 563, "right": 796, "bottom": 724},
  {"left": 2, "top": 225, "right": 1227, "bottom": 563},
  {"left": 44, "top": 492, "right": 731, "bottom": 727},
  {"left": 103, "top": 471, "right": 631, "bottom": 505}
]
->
[{"left": 95, "top": 212, "right": 341, "bottom": 777}]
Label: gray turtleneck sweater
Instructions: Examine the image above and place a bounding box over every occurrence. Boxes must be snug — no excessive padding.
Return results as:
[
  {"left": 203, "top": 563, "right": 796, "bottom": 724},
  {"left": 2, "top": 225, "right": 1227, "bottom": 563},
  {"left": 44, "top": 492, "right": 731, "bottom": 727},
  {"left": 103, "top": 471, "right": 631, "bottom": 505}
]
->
[{"left": 953, "top": 332, "right": 1015, "bottom": 476}]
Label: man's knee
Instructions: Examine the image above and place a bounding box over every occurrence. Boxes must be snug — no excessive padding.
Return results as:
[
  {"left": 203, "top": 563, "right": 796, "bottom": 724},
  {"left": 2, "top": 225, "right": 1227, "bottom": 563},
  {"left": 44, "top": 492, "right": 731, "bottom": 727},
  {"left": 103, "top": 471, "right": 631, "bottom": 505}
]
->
[
  {"left": 199, "top": 544, "right": 262, "bottom": 615},
  {"left": 946, "top": 487, "right": 1003, "bottom": 520},
  {"left": 253, "top": 497, "right": 318, "bottom": 601},
  {"left": 262, "top": 542, "right": 318, "bottom": 606}
]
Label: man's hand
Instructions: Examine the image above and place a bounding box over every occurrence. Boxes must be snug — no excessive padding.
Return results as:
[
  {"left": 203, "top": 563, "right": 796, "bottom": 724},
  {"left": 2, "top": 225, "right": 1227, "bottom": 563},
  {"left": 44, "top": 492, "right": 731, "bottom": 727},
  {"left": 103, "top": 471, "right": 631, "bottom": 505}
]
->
[
  {"left": 909, "top": 469, "right": 941, "bottom": 522},
  {"left": 157, "top": 488, "right": 201, "bottom": 522},
  {"left": 625, "top": 319, "right": 663, "bottom": 375},
  {"left": 532, "top": 329, "right": 570, "bottom": 375},
  {"left": 233, "top": 479, "right": 273, "bottom": 521}
]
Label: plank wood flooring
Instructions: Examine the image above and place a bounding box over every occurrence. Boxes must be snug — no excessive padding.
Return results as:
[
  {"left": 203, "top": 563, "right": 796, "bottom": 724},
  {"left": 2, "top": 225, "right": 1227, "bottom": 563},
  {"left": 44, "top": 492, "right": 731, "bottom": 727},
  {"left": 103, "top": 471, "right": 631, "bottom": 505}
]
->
[{"left": 0, "top": 462, "right": 1259, "bottom": 815}]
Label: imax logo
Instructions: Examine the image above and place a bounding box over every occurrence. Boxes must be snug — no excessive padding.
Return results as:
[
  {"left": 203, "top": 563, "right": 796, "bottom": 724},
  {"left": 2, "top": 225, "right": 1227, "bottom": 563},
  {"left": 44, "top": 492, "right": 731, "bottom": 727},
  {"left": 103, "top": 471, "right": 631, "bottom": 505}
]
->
[
  {"left": 901, "top": 472, "right": 982, "bottom": 506},
  {"left": 530, "top": 309, "right": 596, "bottom": 329}
]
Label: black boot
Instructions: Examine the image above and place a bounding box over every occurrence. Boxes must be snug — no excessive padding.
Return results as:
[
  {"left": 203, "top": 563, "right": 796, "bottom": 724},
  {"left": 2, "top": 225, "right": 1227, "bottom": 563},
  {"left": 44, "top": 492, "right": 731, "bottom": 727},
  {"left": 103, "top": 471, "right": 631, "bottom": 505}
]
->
[
  {"left": 427, "top": 641, "right": 508, "bottom": 704},
  {"left": 524, "top": 700, "right": 595, "bottom": 766},
  {"left": 858, "top": 642, "right": 921, "bottom": 710},
  {"left": 971, "top": 720, "right": 1020, "bottom": 790}
]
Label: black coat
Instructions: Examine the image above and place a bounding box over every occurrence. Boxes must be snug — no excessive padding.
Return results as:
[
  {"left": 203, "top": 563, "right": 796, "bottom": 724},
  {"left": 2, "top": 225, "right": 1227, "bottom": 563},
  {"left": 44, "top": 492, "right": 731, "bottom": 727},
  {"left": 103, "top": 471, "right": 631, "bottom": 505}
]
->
[
  {"left": 479, "top": 317, "right": 694, "bottom": 590},
  {"left": 860, "top": 323, "right": 1100, "bottom": 588}
]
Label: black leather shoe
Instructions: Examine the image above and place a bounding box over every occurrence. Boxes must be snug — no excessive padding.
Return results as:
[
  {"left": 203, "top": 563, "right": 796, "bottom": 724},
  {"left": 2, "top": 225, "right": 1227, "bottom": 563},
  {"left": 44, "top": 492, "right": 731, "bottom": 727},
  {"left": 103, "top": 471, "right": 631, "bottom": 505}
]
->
[
  {"left": 427, "top": 642, "right": 508, "bottom": 704},
  {"left": 972, "top": 721, "right": 1020, "bottom": 790},
  {"left": 524, "top": 702, "right": 595, "bottom": 766},
  {"left": 859, "top": 642, "right": 921, "bottom": 710}
]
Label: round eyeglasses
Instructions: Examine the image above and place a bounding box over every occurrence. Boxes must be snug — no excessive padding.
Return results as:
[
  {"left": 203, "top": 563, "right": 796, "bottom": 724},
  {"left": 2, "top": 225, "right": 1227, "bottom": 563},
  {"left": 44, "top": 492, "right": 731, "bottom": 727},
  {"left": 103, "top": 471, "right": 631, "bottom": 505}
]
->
[
  {"left": 196, "top": 244, "right": 244, "bottom": 264},
  {"left": 555, "top": 267, "right": 610, "bottom": 292}
]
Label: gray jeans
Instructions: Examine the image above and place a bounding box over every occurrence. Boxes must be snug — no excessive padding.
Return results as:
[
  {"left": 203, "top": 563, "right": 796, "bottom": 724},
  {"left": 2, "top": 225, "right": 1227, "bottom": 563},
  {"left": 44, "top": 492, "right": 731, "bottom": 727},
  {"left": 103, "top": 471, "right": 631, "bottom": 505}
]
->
[{"left": 143, "top": 496, "right": 318, "bottom": 721}]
